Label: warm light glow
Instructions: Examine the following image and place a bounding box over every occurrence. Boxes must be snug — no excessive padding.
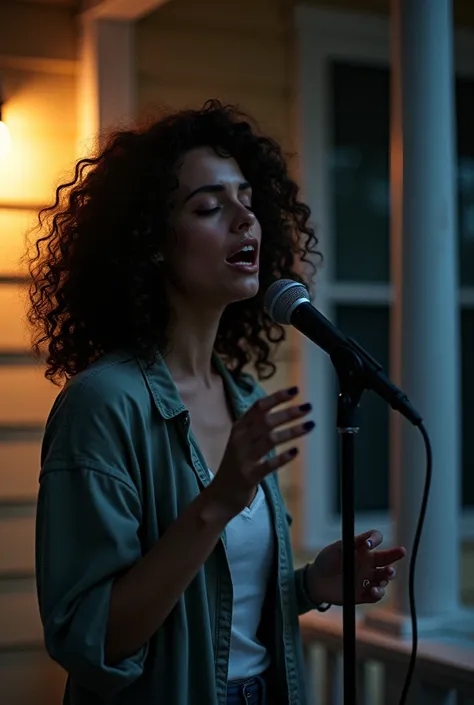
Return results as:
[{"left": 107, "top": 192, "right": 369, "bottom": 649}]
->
[
  {"left": 0, "top": 88, "right": 76, "bottom": 204},
  {"left": 0, "top": 120, "right": 11, "bottom": 158},
  {"left": 0, "top": 209, "right": 37, "bottom": 276}
]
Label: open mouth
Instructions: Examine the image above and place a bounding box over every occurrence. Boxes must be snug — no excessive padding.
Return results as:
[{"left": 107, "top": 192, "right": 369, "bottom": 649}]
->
[{"left": 225, "top": 239, "right": 258, "bottom": 267}]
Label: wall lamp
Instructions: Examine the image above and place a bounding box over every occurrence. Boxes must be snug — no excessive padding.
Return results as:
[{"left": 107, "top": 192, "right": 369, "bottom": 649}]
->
[{"left": 0, "top": 78, "right": 12, "bottom": 159}]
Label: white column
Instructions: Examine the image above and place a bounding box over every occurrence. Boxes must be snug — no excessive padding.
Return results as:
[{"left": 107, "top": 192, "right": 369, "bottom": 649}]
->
[
  {"left": 77, "top": 13, "right": 136, "bottom": 155},
  {"left": 366, "top": 0, "right": 465, "bottom": 635}
]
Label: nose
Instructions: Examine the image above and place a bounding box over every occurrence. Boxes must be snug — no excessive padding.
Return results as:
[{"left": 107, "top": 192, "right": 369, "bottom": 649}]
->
[{"left": 231, "top": 204, "right": 256, "bottom": 234}]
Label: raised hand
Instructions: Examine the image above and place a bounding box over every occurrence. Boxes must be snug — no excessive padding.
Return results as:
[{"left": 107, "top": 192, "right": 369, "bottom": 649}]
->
[{"left": 208, "top": 386, "right": 314, "bottom": 518}]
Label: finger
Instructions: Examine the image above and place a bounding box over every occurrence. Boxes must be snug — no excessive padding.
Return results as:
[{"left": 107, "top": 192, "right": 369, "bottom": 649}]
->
[
  {"left": 270, "top": 419, "right": 316, "bottom": 446},
  {"left": 249, "top": 387, "right": 299, "bottom": 416},
  {"left": 361, "top": 567, "right": 396, "bottom": 595},
  {"left": 354, "top": 530, "right": 383, "bottom": 551},
  {"left": 372, "top": 547, "right": 407, "bottom": 568},
  {"left": 372, "top": 565, "right": 396, "bottom": 582},
  {"left": 251, "top": 419, "right": 315, "bottom": 459},
  {"left": 368, "top": 586, "right": 386, "bottom": 602},
  {"left": 246, "top": 401, "right": 313, "bottom": 444},
  {"left": 381, "top": 565, "right": 396, "bottom": 581},
  {"left": 360, "top": 580, "right": 385, "bottom": 603},
  {"left": 367, "top": 579, "right": 389, "bottom": 591},
  {"left": 255, "top": 446, "right": 299, "bottom": 478},
  {"left": 263, "top": 402, "right": 313, "bottom": 432}
]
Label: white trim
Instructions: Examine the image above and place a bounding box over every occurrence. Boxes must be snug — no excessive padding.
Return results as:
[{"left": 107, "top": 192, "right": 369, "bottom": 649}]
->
[
  {"left": 328, "top": 283, "right": 391, "bottom": 305},
  {"left": 295, "top": 4, "right": 474, "bottom": 72},
  {"left": 81, "top": 0, "right": 170, "bottom": 20},
  {"left": 321, "top": 284, "right": 474, "bottom": 307},
  {"left": 296, "top": 4, "right": 474, "bottom": 552}
]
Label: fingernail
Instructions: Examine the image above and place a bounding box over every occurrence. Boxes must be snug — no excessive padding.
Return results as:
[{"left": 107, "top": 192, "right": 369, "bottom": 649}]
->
[
  {"left": 299, "top": 403, "right": 312, "bottom": 412},
  {"left": 366, "top": 539, "right": 373, "bottom": 550},
  {"left": 303, "top": 421, "right": 315, "bottom": 431},
  {"left": 287, "top": 386, "right": 299, "bottom": 396},
  {"left": 388, "top": 567, "right": 396, "bottom": 577},
  {"left": 289, "top": 447, "right": 299, "bottom": 457}
]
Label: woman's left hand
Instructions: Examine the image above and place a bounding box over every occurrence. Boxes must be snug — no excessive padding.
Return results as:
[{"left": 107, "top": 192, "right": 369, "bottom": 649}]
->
[{"left": 305, "top": 530, "right": 407, "bottom": 606}]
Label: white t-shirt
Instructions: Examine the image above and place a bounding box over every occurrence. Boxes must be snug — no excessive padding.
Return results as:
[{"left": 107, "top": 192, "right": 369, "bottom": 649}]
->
[{"left": 208, "top": 470, "right": 275, "bottom": 681}]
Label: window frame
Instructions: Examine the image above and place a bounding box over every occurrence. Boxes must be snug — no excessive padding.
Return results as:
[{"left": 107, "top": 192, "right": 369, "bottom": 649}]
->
[{"left": 295, "top": 5, "right": 474, "bottom": 551}]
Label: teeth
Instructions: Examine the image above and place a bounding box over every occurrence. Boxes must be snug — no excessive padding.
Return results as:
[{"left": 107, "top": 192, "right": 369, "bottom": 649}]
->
[{"left": 226, "top": 242, "right": 256, "bottom": 266}]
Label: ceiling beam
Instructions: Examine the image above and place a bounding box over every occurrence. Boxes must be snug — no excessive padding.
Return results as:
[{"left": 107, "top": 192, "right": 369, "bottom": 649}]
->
[{"left": 80, "top": 0, "right": 171, "bottom": 20}]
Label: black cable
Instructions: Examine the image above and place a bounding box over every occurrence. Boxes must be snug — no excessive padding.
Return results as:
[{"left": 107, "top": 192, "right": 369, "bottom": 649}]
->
[{"left": 398, "top": 422, "right": 433, "bottom": 705}]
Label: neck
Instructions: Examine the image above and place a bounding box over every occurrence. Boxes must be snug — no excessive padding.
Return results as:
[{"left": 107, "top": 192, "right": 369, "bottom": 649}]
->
[{"left": 164, "top": 296, "right": 224, "bottom": 386}]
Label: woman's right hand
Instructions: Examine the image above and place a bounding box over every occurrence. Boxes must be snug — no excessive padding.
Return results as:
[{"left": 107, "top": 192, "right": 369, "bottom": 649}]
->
[{"left": 207, "top": 386, "right": 314, "bottom": 519}]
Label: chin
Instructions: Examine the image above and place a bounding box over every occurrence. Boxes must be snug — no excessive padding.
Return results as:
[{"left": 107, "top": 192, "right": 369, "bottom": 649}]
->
[{"left": 226, "top": 277, "right": 260, "bottom": 303}]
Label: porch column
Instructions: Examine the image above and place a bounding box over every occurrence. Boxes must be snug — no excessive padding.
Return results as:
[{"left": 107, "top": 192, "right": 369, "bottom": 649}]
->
[
  {"left": 77, "top": 0, "right": 171, "bottom": 154},
  {"left": 77, "top": 13, "right": 136, "bottom": 155},
  {"left": 366, "top": 0, "right": 462, "bottom": 634}
]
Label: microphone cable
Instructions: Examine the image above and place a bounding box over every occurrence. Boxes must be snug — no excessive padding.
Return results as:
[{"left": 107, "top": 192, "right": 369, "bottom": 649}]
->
[{"left": 398, "top": 422, "right": 433, "bottom": 705}]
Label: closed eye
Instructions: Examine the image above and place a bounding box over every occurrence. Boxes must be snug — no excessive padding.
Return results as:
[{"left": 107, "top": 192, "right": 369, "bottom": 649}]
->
[
  {"left": 195, "top": 203, "right": 254, "bottom": 217},
  {"left": 195, "top": 207, "right": 221, "bottom": 216}
]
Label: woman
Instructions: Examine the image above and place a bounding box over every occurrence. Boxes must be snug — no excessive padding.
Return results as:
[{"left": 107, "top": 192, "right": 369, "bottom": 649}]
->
[{"left": 27, "top": 100, "right": 405, "bottom": 705}]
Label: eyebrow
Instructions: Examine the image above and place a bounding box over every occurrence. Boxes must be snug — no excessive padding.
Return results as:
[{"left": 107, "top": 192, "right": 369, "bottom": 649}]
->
[{"left": 183, "top": 181, "right": 251, "bottom": 203}]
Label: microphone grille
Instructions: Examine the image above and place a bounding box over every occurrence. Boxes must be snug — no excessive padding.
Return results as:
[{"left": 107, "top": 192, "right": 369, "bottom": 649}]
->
[{"left": 264, "top": 279, "right": 310, "bottom": 324}]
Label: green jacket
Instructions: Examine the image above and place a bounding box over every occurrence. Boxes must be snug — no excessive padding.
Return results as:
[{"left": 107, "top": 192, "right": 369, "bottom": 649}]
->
[{"left": 36, "top": 351, "right": 316, "bottom": 705}]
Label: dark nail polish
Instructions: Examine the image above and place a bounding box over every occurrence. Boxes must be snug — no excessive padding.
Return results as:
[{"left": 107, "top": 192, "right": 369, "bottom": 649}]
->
[
  {"left": 299, "top": 403, "right": 312, "bottom": 412},
  {"left": 303, "top": 421, "right": 315, "bottom": 431},
  {"left": 287, "top": 386, "right": 299, "bottom": 396},
  {"left": 289, "top": 447, "right": 299, "bottom": 457}
]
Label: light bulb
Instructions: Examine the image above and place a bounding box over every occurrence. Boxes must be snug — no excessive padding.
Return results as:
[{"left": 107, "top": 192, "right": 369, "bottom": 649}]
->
[{"left": 0, "top": 120, "right": 11, "bottom": 159}]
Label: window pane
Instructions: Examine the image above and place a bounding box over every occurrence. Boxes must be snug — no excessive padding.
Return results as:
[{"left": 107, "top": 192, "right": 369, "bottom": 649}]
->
[
  {"left": 333, "top": 305, "right": 390, "bottom": 513},
  {"left": 331, "top": 306, "right": 473, "bottom": 510},
  {"left": 330, "top": 63, "right": 474, "bottom": 286},
  {"left": 330, "top": 62, "right": 390, "bottom": 283},
  {"left": 457, "top": 77, "right": 474, "bottom": 287},
  {"left": 462, "top": 308, "right": 474, "bottom": 507}
]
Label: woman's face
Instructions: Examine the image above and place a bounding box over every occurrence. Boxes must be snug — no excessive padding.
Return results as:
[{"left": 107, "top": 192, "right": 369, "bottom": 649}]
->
[{"left": 166, "top": 145, "right": 261, "bottom": 309}]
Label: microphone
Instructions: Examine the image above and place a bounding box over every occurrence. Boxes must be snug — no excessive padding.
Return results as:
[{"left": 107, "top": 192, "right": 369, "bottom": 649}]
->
[{"left": 264, "top": 279, "right": 422, "bottom": 427}]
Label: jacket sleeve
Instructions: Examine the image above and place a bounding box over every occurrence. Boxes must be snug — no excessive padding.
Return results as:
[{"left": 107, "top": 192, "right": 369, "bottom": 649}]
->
[
  {"left": 36, "top": 463, "right": 148, "bottom": 698},
  {"left": 280, "top": 508, "right": 318, "bottom": 616}
]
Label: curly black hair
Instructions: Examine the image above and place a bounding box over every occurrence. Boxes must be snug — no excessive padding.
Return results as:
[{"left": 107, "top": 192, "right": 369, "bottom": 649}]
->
[{"left": 25, "top": 100, "right": 321, "bottom": 385}]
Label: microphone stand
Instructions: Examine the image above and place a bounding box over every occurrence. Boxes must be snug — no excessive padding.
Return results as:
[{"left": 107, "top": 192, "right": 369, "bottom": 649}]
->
[{"left": 330, "top": 345, "right": 366, "bottom": 705}]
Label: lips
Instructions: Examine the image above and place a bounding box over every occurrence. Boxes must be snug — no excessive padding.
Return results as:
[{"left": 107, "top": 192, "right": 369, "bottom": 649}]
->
[{"left": 225, "top": 237, "right": 259, "bottom": 266}]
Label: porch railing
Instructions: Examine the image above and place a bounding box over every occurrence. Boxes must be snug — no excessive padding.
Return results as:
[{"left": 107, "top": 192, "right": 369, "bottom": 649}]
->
[{"left": 299, "top": 610, "right": 474, "bottom": 705}]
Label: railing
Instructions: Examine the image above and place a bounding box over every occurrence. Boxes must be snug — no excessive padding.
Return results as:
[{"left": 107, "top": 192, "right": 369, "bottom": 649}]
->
[{"left": 299, "top": 610, "right": 474, "bottom": 705}]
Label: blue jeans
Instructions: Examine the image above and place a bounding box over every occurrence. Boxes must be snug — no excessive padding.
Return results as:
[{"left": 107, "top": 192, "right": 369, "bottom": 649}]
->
[{"left": 226, "top": 674, "right": 267, "bottom": 705}]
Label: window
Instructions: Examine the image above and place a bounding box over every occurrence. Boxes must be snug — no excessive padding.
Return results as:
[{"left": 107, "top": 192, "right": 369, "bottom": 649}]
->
[{"left": 296, "top": 7, "right": 474, "bottom": 549}]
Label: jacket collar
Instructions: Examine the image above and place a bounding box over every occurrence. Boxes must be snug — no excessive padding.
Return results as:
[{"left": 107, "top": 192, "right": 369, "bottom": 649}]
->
[{"left": 137, "top": 352, "right": 262, "bottom": 421}]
